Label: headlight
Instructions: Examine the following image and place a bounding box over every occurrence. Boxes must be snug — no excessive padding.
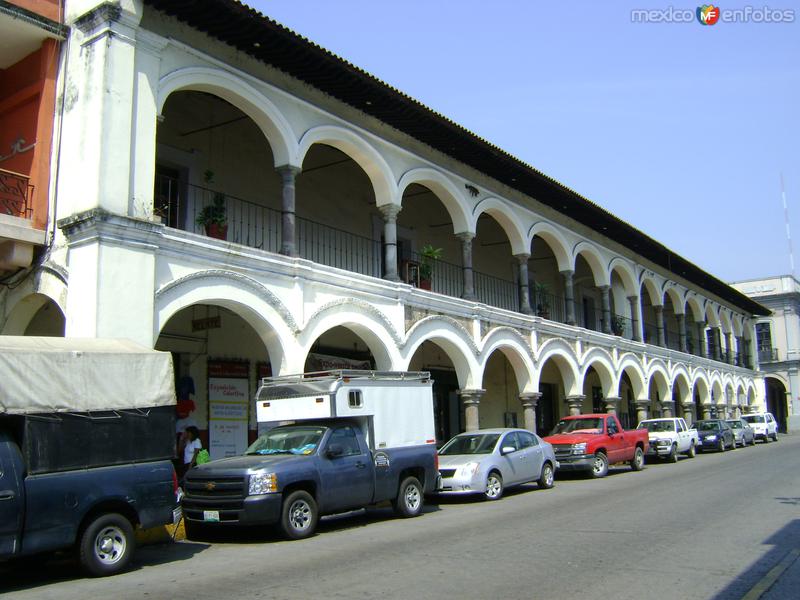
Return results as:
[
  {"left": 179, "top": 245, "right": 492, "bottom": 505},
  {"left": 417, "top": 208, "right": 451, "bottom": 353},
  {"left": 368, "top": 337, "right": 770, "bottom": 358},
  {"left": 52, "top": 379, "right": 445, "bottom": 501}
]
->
[
  {"left": 457, "top": 462, "right": 480, "bottom": 478},
  {"left": 706, "top": 435, "right": 717, "bottom": 441},
  {"left": 572, "top": 443, "right": 587, "bottom": 454},
  {"left": 655, "top": 440, "right": 669, "bottom": 446},
  {"left": 249, "top": 471, "right": 278, "bottom": 495}
]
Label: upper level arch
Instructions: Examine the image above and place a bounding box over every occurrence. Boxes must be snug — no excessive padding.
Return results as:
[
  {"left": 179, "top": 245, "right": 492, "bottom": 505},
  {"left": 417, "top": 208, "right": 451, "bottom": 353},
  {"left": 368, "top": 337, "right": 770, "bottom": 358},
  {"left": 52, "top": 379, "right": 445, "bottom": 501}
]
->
[
  {"left": 527, "top": 222, "right": 572, "bottom": 272},
  {"left": 397, "top": 168, "right": 470, "bottom": 234},
  {"left": 471, "top": 197, "right": 528, "bottom": 255},
  {"left": 572, "top": 241, "right": 609, "bottom": 286}
]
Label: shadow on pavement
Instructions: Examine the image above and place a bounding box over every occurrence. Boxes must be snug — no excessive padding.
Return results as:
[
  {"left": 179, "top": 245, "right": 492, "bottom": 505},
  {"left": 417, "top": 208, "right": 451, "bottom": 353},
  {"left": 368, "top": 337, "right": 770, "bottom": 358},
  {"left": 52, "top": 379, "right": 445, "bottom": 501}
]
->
[
  {"left": 711, "top": 517, "right": 800, "bottom": 600},
  {"left": 0, "top": 540, "right": 208, "bottom": 593}
]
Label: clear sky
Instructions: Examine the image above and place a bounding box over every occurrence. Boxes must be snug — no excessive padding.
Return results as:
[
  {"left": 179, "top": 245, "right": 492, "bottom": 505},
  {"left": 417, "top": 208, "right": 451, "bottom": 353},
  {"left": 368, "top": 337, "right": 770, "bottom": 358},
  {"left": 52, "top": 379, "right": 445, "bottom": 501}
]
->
[{"left": 247, "top": 0, "right": 799, "bottom": 283}]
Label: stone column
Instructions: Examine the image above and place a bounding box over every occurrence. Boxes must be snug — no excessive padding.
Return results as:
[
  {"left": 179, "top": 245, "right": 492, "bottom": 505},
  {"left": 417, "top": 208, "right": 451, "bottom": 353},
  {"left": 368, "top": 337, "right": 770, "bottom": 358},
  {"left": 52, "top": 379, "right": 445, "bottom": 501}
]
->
[
  {"left": 628, "top": 295, "right": 642, "bottom": 342},
  {"left": 279, "top": 165, "right": 301, "bottom": 257},
  {"left": 604, "top": 396, "right": 621, "bottom": 415},
  {"left": 736, "top": 336, "right": 744, "bottom": 366},
  {"left": 566, "top": 395, "right": 585, "bottom": 416},
  {"left": 701, "top": 403, "right": 712, "bottom": 420},
  {"left": 378, "top": 204, "right": 401, "bottom": 282},
  {"left": 697, "top": 322, "right": 708, "bottom": 358},
  {"left": 519, "top": 392, "right": 541, "bottom": 433},
  {"left": 599, "top": 285, "right": 612, "bottom": 334},
  {"left": 654, "top": 305, "right": 665, "bottom": 347},
  {"left": 661, "top": 400, "right": 674, "bottom": 418},
  {"left": 561, "top": 270, "right": 576, "bottom": 325},
  {"left": 634, "top": 400, "right": 650, "bottom": 425},
  {"left": 681, "top": 403, "right": 695, "bottom": 427},
  {"left": 726, "top": 333, "right": 735, "bottom": 365},
  {"left": 677, "top": 313, "right": 688, "bottom": 353},
  {"left": 711, "top": 327, "right": 722, "bottom": 361},
  {"left": 515, "top": 254, "right": 533, "bottom": 314},
  {"left": 458, "top": 233, "right": 477, "bottom": 301},
  {"left": 460, "top": 389, "right": 484, "bottom": 432}
]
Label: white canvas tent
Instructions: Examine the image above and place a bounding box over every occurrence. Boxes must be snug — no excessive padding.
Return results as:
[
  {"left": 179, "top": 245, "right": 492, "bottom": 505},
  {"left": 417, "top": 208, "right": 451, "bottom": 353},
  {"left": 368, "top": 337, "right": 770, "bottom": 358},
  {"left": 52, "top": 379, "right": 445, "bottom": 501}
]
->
[{"left": 0, "top": 337, "right": 175, "bottom": 414}]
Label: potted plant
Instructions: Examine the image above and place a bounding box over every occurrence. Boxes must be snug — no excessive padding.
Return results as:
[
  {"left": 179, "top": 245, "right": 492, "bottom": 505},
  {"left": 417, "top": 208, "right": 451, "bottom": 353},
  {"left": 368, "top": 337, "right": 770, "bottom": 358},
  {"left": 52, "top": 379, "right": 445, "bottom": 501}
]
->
[
  {"left": 418, "top": 244, "right": 442, "bottom": 290},
  {"left": 533, "top": 281, "right": 550, "bottom": 318},
  {"left": 196, "top": 170, "right": 228, "bottom": 240},
  {"left": 611, "top": 314, "right": 626, "bottom": 336}
]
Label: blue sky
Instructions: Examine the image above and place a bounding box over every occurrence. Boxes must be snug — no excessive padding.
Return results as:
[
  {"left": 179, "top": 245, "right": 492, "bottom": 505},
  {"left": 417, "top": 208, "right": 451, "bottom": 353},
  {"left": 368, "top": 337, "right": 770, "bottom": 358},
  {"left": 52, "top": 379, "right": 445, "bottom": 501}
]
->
[{"left": 247, "top": 0, "right": 799, "bottom": 282}]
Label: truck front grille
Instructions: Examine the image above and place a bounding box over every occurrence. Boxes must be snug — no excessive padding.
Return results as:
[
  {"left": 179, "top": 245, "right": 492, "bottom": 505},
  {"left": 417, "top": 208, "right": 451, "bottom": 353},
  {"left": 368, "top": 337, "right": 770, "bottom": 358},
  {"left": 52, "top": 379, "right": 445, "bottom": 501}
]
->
[{"left": 182, "top": 475, "right": 247, "bottom": 521}]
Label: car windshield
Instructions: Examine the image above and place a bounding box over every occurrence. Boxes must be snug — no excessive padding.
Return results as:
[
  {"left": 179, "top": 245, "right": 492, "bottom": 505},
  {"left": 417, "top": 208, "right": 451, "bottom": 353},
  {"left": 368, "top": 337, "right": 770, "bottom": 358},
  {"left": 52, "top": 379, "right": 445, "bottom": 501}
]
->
[
  {"left": 639, "top": 421, "right": 675, "bottom": 433},
  {"left": 743, "top": 415, "right": 765, "bottom": 424},
  {"left": 439, "top": 433, "right": 501, "bottom": 455},
  {"left": 696, "top": 421, "right": 720, "bottom": 431},
  {"left": 727, "top": 420, "right": 743, "bottom": 429},
  {"left": 551, "top": 417, "right": 604, "bottom": 435},
  {"left": 245, "top": 426, "right": 326, "bottom": 456}
]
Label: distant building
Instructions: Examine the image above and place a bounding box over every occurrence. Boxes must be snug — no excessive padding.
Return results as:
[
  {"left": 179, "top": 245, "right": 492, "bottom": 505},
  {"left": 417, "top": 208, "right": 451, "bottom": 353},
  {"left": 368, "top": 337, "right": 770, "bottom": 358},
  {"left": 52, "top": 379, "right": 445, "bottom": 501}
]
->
[{"left": 731, "top": 275, "right": 800, "bottom": 432}]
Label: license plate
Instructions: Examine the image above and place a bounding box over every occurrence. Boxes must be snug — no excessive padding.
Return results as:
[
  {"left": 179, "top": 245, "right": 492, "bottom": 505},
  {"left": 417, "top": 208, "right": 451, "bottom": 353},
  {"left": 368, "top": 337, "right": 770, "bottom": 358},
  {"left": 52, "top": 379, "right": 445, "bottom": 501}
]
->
[
  {"left": 172, "top": 507, "right": 182, "bottom": 524},
  {"left": 203, "top": 510, "right": 220, "bottom": 522}
]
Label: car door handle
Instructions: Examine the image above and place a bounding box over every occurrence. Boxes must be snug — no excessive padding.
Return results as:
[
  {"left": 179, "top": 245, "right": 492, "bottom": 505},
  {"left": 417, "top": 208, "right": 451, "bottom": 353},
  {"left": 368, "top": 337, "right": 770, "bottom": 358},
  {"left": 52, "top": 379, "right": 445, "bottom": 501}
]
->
[
  {"left": 0, "top": 490, "right": 16, "bottom": 501},
  {"left": 355, "top": 462, "right": 366, "bottom": 469}
]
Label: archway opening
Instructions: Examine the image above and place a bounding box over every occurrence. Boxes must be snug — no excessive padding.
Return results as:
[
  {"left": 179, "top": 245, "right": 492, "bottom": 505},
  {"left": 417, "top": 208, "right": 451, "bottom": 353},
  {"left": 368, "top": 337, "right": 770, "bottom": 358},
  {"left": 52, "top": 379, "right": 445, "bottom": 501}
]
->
[
  {"left": 619, "top": 371, "right": 637, "bottom": 429},
  {"left": 303, "top": 325, "right": 377, "bottom": 372},
  {"left": 765, "top": 377, "right": 788, "bottom": 432},
  {"left": 407, "top": 340, "right": 461, "bottom": 443},
  {"left": 537, "top": 356, "right": 574, "bottom": 434},
  {"left": 473, "top": 213, "right": 517, "bottom": 311},
  {"left": 530, "top": 235, "right": 566, "bottom": 323},
  {"left": 583, "top": 366, "right": 605, "bottom": 414},
  {"left": 480, "top": 351, "right": 521, "bottom": 429},
  {"left": 574, "top": 254, "right": 600, "bottom": 332},
  {"left": 3, "top": 293, "right": 65, "bottom": 336}
]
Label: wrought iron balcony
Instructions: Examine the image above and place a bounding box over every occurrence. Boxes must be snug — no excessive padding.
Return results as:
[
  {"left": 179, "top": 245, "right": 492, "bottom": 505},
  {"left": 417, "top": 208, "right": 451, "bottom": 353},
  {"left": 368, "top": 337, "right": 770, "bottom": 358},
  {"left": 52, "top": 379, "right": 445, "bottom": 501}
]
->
[
  {"left": 758, "top": 347, "right": 779, "bottom": 363},
  {"left": 0, "top": 168, "right": 34, "bottom": 220}
]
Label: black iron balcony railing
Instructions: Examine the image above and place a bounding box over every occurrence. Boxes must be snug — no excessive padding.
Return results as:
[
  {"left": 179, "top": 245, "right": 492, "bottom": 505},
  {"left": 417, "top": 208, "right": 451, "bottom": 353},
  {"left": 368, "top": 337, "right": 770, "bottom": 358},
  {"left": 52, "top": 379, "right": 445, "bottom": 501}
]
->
[
  {"left": 531, "top": 289, "right": 567, "bottom": 324},
  {"left": 0, "top": 167, "right": 34, "bottom": 219},
  {"left": 758, "top": 347, "right": 779, "bottom": 363}
]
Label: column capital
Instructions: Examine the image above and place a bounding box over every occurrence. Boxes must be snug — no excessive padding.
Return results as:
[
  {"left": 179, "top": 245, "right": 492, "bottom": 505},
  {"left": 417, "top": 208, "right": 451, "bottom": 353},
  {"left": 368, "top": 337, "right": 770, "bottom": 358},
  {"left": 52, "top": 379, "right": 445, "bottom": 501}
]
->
[
  {"left": 653, "top": 305, "right": 664, "bottom": 314},
  {"left": 519, "top": 392, "right": 542, "bottom": 408},
  {"left": 681, "top": 402, "right": 695, "bottom": 413},
  {"left": 627, "top": 294, "right": 639, "bottom": 302},
  {"left": 603, "top": 396, "right": 621, "bottom": 414},
  {"left": 598, "top": 284, "right": 611, "bottom": 291},
  {"left": 565, "top": 395, "right": 585, "bottom": 414},
  {"left": 459, "top": 389, "right": 485, "bottom": 405},
  {"left": 377, "top": 203, "right": 402, "bottom": 221},
  {"left": 277, "top": 164, "right": 302, "bottom": 178},
  {"left": 456, "top": 231, "right": 475, "bottom": 243},
  {"left": 634, "top": 399, "right": 651, "bottom": 409},
  {"left": 560, "top": 269, "right": 575, "bottom": 278},
  {"left": 514, "top": 252, "right": 531, "bottom": 263}
]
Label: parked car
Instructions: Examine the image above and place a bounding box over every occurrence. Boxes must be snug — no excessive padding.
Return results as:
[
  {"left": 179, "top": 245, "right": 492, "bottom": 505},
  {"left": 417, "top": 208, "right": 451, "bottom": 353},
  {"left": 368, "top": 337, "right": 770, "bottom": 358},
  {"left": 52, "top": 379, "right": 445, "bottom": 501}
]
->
[
  {"left": 695, "top": 419, "right": 735, "bottom": 452},
  {"left": 543, "top": 414, "right": 648, "bottom": 478},
  {"left": 726, "top": 418, "right": 756, "bottom": 447},
  {"left": 637, "top": 417, "right": 699, "bottom": 462},
  {"left": 741, "top": 413, "right": 779, "bottom": 442},
  {"left": 437, "top": 429, "right": 557, "bottom": 500}
]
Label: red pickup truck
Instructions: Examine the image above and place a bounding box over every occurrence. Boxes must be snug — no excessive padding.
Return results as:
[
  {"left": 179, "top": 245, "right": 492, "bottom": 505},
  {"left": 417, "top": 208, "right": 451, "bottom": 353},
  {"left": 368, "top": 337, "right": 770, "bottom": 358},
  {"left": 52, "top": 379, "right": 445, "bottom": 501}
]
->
[{"left": 543, "top": 414, "right": 648, "bottom": 478}]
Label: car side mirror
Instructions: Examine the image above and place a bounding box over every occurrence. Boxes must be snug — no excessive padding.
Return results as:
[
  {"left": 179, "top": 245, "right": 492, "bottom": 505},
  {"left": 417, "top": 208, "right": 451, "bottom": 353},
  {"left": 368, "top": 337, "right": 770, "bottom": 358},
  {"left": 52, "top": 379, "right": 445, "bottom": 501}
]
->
[
  {"left": 326, "top": 444, "right": 344, "bottom": 459},
  {"left": 501, "top": 446, "right": 516, "bottom": 455}
]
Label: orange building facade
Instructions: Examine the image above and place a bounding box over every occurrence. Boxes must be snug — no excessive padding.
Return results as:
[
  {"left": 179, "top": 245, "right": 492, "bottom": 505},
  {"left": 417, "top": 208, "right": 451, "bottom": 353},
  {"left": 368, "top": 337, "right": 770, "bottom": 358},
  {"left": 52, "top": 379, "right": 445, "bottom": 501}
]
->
[{"left": 0, "top": 0, "right": 66, "bottom": 273}]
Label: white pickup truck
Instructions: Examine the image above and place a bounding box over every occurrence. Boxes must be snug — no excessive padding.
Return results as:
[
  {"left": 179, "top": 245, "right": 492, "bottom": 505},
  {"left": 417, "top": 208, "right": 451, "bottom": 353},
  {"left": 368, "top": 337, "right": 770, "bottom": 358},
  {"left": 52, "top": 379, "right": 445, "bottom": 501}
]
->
[{"left": 637, "top": 417, "right": 699, "bottom": 462}]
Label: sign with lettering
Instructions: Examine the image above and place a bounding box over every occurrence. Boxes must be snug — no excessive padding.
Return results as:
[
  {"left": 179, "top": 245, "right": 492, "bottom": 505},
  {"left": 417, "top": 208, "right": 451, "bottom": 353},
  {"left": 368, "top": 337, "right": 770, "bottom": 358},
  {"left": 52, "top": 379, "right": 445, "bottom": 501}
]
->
[{"left": 207, "top": 360, "right": 250, "bottom": 460}]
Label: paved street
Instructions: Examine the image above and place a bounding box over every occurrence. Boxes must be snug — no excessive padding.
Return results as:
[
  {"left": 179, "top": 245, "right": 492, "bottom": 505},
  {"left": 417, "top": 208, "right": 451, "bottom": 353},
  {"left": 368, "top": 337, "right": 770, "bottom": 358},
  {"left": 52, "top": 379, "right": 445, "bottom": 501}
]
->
[{"left": 3, "top": 435, "right": 799, "bottom": 600}]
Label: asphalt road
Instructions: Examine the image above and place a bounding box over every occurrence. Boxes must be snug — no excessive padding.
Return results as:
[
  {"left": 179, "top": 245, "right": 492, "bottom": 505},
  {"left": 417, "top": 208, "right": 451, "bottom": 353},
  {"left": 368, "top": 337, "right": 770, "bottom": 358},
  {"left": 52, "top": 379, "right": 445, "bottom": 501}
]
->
[{"left": 3, "top": 435, "right": 800, "bottom": 600}]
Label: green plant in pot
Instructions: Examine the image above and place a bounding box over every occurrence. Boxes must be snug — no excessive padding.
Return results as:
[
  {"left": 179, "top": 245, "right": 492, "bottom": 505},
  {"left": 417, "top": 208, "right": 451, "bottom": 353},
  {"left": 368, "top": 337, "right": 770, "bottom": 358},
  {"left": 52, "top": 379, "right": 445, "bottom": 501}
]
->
[
  {"left": 196, "top": 170, "right": 228, "bottom": 240},
  {"left": 533, "top": 281, "right": 550, "bottom": 318},
  {"left": 611, "top": 314, "right": 626, "bottom": 336},
  {"left": 418, "top": 244, "right": 442, "bottom": 290}
]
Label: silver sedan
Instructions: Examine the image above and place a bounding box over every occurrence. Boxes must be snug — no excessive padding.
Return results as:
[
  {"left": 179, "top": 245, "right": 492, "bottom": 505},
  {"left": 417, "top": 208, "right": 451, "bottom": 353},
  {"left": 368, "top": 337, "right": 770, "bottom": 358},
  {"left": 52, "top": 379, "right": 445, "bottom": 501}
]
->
[
  {"left": 727, "top": 418, "right": 756, "bottom": 447},
  {"left": 437, "top": 428, "right": 558, "bottom": 501}
]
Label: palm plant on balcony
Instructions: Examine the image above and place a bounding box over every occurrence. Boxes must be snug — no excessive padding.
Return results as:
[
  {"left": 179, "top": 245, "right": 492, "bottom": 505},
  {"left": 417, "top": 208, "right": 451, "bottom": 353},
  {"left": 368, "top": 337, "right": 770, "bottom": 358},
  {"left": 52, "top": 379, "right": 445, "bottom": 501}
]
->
[
  {"left": 611, "top": 314, "right": 626, "bottom": 336},
  {"left": 533, "top": 281, "right": 551, "bottom": 318},
  {"left": 418, "top": 244, "right": 442, "bottom": 290},
  {"left": 196, "top": 170, "right": 228, "bottom": 240}
]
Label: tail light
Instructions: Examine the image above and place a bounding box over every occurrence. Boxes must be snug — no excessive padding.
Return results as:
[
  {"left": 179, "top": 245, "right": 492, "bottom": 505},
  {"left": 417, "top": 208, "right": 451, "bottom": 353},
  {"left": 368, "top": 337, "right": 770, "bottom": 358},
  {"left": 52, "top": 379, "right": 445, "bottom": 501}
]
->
[{"left": 434, "top": 451, "right": 439, "bottom": 471}]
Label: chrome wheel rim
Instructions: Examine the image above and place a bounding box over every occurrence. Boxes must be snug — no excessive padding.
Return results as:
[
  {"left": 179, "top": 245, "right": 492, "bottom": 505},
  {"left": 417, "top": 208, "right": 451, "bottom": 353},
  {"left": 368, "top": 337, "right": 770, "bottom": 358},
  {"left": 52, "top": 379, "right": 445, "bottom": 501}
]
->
[
  {"left": 543, "top": 465, "right": 554, "bottom": 487},
  {"left": 288, "top": 499, "right": 312, "bottom": 531},
  {"left": 94, "top": 526, "right": 126, "bottom": 565},
  {"left": 404, "top": 483, "right": 421, "bottom": 510},
  {"left": 593, "top": 456, "right": 606, "bottom": 475},
  {"left": 486, "top": 475, "right": 502, "bottom": 498}
]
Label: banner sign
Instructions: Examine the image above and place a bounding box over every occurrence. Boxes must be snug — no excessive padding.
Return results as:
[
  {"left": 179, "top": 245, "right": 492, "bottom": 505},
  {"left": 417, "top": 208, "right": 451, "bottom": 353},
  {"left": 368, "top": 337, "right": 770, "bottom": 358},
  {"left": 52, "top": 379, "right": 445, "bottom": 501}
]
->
[{"left": 208, "top": 360, "right": 250, "bottom": 460}]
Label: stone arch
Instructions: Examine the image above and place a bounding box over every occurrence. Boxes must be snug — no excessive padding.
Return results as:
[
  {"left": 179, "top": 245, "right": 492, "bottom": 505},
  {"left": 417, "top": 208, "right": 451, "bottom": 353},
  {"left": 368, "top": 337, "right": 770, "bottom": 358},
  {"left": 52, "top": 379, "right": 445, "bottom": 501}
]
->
[
  {"left": 693, "top": 372, "right": 711, "bottom": 405},
  {"left": 154, "top": 270, "right": 297, "bottom": 373},
  {"left": 710, "top": 375, "right": 724, "bottom": 407},
  {"left": 580, "top": 348, "right": 616, "bottom": 397},
  {"left": 647, "top": 361, "right": 671, "bottom": 402},
  {"left": 297, "top": 125, "right": 396, "bottom": 206},
  {"left": 616, "top": 354, "right": 646, "bottom": 398},
  {"left": 732, "top": 314, "right": 744, "bottom": 337},
  {"left": 663, "top": 286, "right": 684, "bottom": 314},
  {"left": 672, "top": 369, "right": 692, "bottom": 406},
  {"left": 684, "top": 295, "right": 705, "bottom": 323},
  {"left": 527, "top": 222, "right": 572, "bottom": 272},
  {"left": 479, "top": 328, "right": 535, "bottom": 393},
  {"left": 640, "top": 275, "right": 661, "bottom": 306},
  {"left": 573, "top": 241, "right": 609, "bottom": 287},
  {"left": 397, "top": 168, "right": 470, "bottom": 234},
  {"left": 535, "top": 339, "right": 580, "bottom": 396},
  {"left": 705, "top": 302, "right": 720, "bottom": 327},
  {"left": 402, "top": 316, "right": 481, "bottom": 389},
  {"left": 608, "top": 258, "right": 638, "bottom": 296},
  {"left": 719, "top": 310, "right": 733, "bottom": 334},
  {"left": 157, "top": 66, "right": 296, "bottom": 167},
  {"left": 471, "top": 197, "right": 528, "bottom": 255}
]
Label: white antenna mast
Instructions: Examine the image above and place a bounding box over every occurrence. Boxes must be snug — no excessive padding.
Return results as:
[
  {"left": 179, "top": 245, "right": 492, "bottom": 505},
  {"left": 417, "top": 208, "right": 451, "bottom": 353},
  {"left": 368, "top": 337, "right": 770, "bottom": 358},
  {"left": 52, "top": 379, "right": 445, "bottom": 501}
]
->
[{"left": 782, "top": 173, "right": 795, "bottom": 277}]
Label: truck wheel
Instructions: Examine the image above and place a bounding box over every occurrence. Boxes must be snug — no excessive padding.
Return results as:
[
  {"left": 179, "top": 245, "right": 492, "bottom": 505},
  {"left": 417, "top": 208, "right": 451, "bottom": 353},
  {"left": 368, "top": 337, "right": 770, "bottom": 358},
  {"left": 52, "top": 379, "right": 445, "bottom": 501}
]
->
[
  {"left": 763, "top": 434, "right": 769, "bottom": 443},
  {"left": 394, "top": 476, "right": 424, "bottom": 517},
  {"left": 686, "top": 441, "right": 696, "bottom": 458},
  {"left": 79, "top": 513, "right": 135, "bottom": 577},
  {"left": 772, "top": 432, "right": 779, "bottom": 442},
  {"left": 280, "top": 490, "right": 318, "bottom": 540},
  {"left": 484, "top": 471, "right": 504, "bottom": 500},
  {"left": 630, "top": 447, "right": 645, "bottom": 471},
  {"left": 591, "top": 453, "right": 608, "bottom": 478},
  {"left": 750, "top": 436, "right": 756, "bottom": 446},
  {"left": 668, "top": 444, "right": 679, "bottom": 463},
  {"left": 538, "top": 462, "right": 555, "bottom": 489}
]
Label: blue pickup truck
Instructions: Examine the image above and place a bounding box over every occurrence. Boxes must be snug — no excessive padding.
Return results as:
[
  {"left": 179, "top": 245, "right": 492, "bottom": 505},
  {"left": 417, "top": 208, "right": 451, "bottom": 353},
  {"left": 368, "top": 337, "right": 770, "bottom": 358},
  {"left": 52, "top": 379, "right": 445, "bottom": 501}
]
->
[
  {"left": 0, "top": 337, "right": 180, "bottom": 577},
  {"left": 182, "top": 371, "right": 439, "bottom": 539}
]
